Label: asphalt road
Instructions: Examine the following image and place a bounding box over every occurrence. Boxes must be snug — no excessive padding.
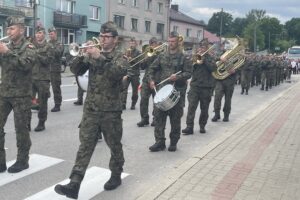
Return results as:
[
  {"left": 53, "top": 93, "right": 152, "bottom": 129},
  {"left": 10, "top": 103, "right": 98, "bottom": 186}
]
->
[{"left": 1, "top": 72, "right": 299, "bottom": 200}]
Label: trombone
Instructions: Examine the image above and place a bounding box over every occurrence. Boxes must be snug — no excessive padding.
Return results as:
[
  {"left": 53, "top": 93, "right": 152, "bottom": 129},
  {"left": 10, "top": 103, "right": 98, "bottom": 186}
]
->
[
  {"left": 128, "top": 42, "right": 168, "bottom": 68},
  {"left": 193, "top": 44, "right": 216, "bottom": 64},
  {"left": 69, "top": 37, "right": 101, "bottom": 56}
]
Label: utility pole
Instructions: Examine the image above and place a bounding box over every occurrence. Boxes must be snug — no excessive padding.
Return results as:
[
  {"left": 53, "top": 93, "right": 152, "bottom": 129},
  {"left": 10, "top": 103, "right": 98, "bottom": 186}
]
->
[
  {"left": 254, "top": 24, "right": 257, "bottom": 53},
  {"left": 268, "top": 31, "right": 270, "bottom": 53},
  {"left": 31, "top": 0, "right": 37, "bottom": 36},
  {"left": 219, "top": 8, "right": 223, "bottom": 39}
]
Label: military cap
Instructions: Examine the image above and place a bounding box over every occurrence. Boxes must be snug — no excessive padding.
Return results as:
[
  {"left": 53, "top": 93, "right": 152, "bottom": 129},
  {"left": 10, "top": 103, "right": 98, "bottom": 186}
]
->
[
  {"left": 199, "top": 39, "right": 209, "bottom": 47},
  {"left": 6, "top": 16, "right": 25, "bottom": 27},
  {"left": 169, "top": 31, "right": 179, "bottom": 38},
  {"left": 149, "top": 37, "right": 158, "bottom": 45},
  {"left": 100, "top": 21, "right": 118, "bottom": 36},
  {"left": 48, "top": 27, "right": 57, "bottom": 33},
  {"left": 36, "top": 26, "right": 45, "bottom": 33}
]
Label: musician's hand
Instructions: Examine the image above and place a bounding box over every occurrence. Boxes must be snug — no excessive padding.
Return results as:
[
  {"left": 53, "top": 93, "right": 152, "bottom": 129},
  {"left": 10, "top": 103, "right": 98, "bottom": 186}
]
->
[
  {"left": 196, "top": 59, "right": 204, "bottom": 65},
  {"left": 123, "top": 75, "right": 128, "bottom": 81},
  {"left": 0, "top": 43, "right": 9, "bottom": 54},
  {"left": 149, "top": 81, "right": 155, "bottom": 89},
  {"left": 169, "top": 74, "right": 177, "bottom": 81},
  {"left": 220, "top": 57, "right": 227, "bottom": 62}
]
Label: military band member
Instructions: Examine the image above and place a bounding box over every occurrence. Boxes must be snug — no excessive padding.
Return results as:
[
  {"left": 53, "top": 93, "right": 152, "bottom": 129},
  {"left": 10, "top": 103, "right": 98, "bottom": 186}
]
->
[
  {"left": 31, "top": 27, "right": 54, "bottom": 132},
  {"left": 240, "top": 54, "right": 254, "bottom": 95},
  {"left": 137, "top": 37, "right": 159, "bottom": 127},
  {"left": 182, "top": 40, "right": 216, "bottom": 135},
  {"left": 73, "top": 86, "right": 84, "bottom": 105},
  {"left": 54, "top": 22, "right": 128, "bottom": 199},
  {"left": 48, "top": 27, "right": 64, "bottom": 112},
  {"left": 0, "top": 16, "right": 35, "bottom": 173},
  {"left": 148, "top": 31, "right": 192, "bottom": 152},
  {"left": 121, "top": 37, "right": 141, "bottom": 110}
]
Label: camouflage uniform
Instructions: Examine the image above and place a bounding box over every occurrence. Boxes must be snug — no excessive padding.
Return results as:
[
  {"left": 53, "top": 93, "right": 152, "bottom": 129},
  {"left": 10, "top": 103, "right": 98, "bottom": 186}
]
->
[
  {"left": 69, "top": 48, "right": 128, "bottom": 181},
  {"left": 121, "top": 48, "right": 141, "bottom": 109},
  {"left": 149, "top": 50, "right": 192, "bottom": 146},
  {"left": 240, "top": 55, "right": 254, "bottom": 94},
  {"left": 48, "top": 29, "right": 64, "bottom": 109},
  {"left": 184, "top": 53, "right": 216, "bottom": 132},
  {"left": 32, "top": 36, "right": 54, "bottom": 125},
  {"left": 0, "top": 31, "right": 36, "bottom": 165}
]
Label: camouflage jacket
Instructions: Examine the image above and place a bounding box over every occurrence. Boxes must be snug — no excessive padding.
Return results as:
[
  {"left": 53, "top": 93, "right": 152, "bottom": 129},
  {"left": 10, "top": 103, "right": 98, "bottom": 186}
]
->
[
  {"left": 127, "top": 48, "right": 141, "bottom": 77},
  {"left": 0, "top": 37, "right": 36, "bottom": 97},
  {"left": 242, "top": 57, "right": 255, "bottom": 71},
  {"left": 190, "top": 54, "right": 216, "bottom": 88},
  {"left": 140, "top": 53, "right": 160, "bottom": 83},
  {"left": 149, "top": 50, "right": 192, "bottom": 92},
  {"left": 32, "top": 40, "right": 54, "bottom": 80},
  {"left": 70, "top": 49, "right": 128, "bottom": 111},
  {"left": 48, "top": 39, "right": 64, "bottom": 72}
]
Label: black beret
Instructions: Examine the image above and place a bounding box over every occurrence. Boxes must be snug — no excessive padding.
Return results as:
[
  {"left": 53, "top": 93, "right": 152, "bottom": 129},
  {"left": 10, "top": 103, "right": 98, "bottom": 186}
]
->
[{"left": 100, "top": 21, "right": 118, "bottom": 36}]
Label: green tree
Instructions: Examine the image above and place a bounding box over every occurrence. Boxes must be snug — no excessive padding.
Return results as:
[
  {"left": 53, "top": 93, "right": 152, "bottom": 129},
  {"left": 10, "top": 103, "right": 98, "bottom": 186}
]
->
[
  {"left": 259, "top": 17, "right": 282, "bottom": 51},
  {"left": 246, "top": 9, "right": 267, "bottom": 23},
  {"left": 285, "top": 18, "right": 300, "bottom": 44},
  {"left": 243, "top": 23, "right": 265, "bottom": 52},
  {"left": 207, "top": 11, "right": 233, "bottom": 37},
  {"left": 231, "top": 17, "right": 248, "bottom": 36}
]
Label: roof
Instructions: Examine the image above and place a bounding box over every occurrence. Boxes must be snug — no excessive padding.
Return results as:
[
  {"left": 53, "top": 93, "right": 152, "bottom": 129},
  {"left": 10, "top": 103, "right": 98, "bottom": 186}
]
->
[
  {"left": 170, "top": 8, "right": 205, "bottom": 27},
  {"left": 204, "top": 30, "right": 220, "bottom": 43}
]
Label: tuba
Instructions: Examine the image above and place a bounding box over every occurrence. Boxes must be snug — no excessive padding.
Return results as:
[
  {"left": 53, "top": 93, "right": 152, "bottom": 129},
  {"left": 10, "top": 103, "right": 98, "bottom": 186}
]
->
[{"left": 212, "top": 38, "right": 245, "bottom": 80}]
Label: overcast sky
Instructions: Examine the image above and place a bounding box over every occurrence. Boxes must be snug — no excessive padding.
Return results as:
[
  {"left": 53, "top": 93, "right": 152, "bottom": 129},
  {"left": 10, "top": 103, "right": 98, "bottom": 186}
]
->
[{"left": 172, "top": 0, "right": 299, "bottom": 24}]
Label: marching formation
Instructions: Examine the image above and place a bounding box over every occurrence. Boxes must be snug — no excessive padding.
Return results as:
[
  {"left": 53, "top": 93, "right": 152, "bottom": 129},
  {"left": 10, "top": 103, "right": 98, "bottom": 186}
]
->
[{"left": 0, "top": 16, "right": 295, "bottom": 199}]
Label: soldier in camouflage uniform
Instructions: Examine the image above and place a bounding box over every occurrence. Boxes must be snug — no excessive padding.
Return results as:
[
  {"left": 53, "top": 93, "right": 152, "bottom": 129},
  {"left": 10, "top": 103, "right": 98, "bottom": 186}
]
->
[
  {"left": 54, "top": 22, "right": 128, "bottom": 199},
  {"left": 182, "top": 40, "right": 217, "bottom": 135},
  {"left": 137, "top": 37, "right": 159, "bottom": 127},
  {"left": 48, "top": 27, "right": 64, "bottom": 112},
  {"left": 240, "top": 54, "right": 254, "bottom": 95},
  {"left": 0, "top": 16, "right": 35, "bottom": 173},
  {"left": 121, "top": 38, "right": 141, "bottom": 110},
  {"left": 73, "top": 86, "right": 85, "bottom": 105},
  {"left": 31, "top": 27, "right": 54, "bottom": 132},
  {"left": 148, "top": 31, "right": 192, "bottom": 152}
]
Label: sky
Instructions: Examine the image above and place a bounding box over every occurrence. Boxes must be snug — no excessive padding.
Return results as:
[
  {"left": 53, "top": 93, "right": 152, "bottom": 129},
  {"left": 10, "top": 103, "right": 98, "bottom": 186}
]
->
[{"left": 172, "top": 0, "right": 300, "bottom": 24}]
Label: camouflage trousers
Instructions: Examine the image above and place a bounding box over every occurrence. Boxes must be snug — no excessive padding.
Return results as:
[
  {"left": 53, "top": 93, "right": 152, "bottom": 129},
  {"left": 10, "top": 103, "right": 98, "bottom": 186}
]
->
[
  {"left": 186, "top": 87, "right": 212, "bottom": 128},
  {"left": 214, "top": 79, "right": 235, "bottom": 115},
  {"left": 50, "top": 72, "right": 62, "bottom": 105},
  {"left": 154, "top": 101, "right": 183, "bottom": 143},
  {"left": 0, "top": 96, "right": 31, "bottom": 164},
  {"left": 70, "top": 110, "right": 124, "bottom": 181},
  {"left": 139, "top": 82, "right": 155, "bottom": 121},
  {"left": 261, "top": 70, "right": 272, "bottom": 89},
  {"left": 32, "top": 80, "right": 50, "bottom": 122},
  {"left": 77, "top": 86, "right": 85, "bottom": 102},
  {"left": 241, "top": 70, "right": 253, "bottom": 90},
  {"left": 121, "top": 76, "right": 140, "bottom": 107}
]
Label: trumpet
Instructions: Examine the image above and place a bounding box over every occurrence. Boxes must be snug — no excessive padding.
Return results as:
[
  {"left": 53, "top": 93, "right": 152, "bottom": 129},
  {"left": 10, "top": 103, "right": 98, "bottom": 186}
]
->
[
  {"left": 69, "top": 37, "right": 101, "bottom": 56},
  {"left": 0, "top": 36, "right": 11, "bottom": 45}
]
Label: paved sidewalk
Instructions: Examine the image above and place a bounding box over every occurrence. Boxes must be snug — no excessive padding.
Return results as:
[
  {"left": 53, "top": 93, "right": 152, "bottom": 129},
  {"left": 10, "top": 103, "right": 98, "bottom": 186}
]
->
[{"left": 138, "top": 80, "right": 300, "bottom": 200}]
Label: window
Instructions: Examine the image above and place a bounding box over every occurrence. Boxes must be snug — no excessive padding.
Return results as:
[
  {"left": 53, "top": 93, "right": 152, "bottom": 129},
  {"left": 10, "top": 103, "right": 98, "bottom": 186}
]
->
[
  {"left": 173, "top": 26, "right": 178, "bottom": 32},
  {"left": 114, "top": 15, "right": 125, "bottom": 28},
  {"left": 131, "top": 18, "right": 138, "bottom": 31},
  {"left": 157, "top": 23, "right": 164, "bottom": 34},
  {"left": 186, "top": 28, "right": 192, "bottom": 37},
  {"left": 132, "top": 0, "right": 138, "bottom": 7},
  {"left": 56, "top": 0, "right": 75, "bottom": 13},
  {"left": 118, "top": 0, "right": 125, "bottom": 4},
  {"left": 157, "top": 2, "right": 163, "bottom": 14},
  {"left": 57, "top": 28, "right": 75, "bottom": 45},
  {"left": 145, "top": 0, "right": 152, "bottom": 10},
  {"left": 15, "top": 0, "right": 32, "bottom": 7},
  {"left": 89, "top": 5, "right": 100, "bottom": 20},
  {"left": 197, "top": 30, "right": 202, "bottom": 39},
  {"left": 145, "top": 21, "right": 151, "bottom": 32}
]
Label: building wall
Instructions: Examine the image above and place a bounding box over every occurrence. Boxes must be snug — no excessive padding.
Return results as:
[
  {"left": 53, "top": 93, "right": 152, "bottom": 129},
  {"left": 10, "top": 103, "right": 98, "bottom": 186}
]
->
[
  {"left": 170, "top": 20, "right": 204, "bottom": 44},
  {"left": 107, "top": 0, "right": 170, "bottom": 49}
]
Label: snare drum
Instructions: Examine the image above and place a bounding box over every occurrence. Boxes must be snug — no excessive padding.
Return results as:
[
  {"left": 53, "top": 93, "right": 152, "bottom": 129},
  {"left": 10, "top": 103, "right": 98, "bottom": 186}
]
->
[
  {"left": 76, "top": 70, "right": 89, "bottom": 91},
  {"left": 153, "top": 84, "right": 180, "bottom": 111}
]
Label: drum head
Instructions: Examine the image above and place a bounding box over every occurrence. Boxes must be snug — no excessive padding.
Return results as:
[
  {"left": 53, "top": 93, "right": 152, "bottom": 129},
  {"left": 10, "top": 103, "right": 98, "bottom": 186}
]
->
[
  {"left": 154, "top": 84, "right": 173, "bottom": 103},
  {"left": 76, "top": 70, "right": 89, "bottom": 91}
]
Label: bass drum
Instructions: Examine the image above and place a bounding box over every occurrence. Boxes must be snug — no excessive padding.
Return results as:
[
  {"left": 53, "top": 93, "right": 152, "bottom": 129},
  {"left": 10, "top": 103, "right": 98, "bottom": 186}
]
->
[{"left": 76, "top": 70, "right": 89, "bottom": 91}]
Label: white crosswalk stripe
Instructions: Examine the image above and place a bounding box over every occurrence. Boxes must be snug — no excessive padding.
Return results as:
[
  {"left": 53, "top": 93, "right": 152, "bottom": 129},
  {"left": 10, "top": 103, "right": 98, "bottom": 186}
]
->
[
  {"left": 0, "top": 154, "right": 63, "bottom": 187},
  {"left": 25, "top": 166, "right": 129, "bottom": 200}
]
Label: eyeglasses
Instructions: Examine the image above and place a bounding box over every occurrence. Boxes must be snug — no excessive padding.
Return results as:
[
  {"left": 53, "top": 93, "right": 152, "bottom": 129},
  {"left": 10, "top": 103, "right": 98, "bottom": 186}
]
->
[{"left": 99, "top": 35, "right": 114, "bottom": 39}]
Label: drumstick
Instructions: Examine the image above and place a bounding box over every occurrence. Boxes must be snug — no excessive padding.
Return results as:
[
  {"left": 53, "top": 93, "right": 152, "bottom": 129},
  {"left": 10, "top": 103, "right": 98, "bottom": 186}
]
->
[{"left": 156, "top": 71, "right": 182, "bottom": 86}]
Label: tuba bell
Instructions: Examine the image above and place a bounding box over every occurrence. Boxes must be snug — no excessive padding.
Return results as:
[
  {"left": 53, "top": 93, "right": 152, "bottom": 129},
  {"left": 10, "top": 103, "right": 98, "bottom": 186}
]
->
[{"left": 212, "top": 38, "right": 245, "bottom": 80}]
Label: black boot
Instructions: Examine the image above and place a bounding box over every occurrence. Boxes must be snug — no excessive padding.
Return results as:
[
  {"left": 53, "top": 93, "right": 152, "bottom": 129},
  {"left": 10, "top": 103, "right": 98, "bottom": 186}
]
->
[
  {"left": 0, "top": 163, "right": 7, "bottom": 173},
  {"left": 223, "top": 113, "right": 229, "bottom": 122},
  {"left": 73, "top": 100, "right": 83, "bottom": 105},
  {"left": 150, "top": 121, "right": 156, "bottom": 127},
  {"left": 7, "top": 161, "right": 29, "bottom": 173},
  {"left": 211, "top": 112, "right": 220, "bottom": 122},
  {"left": 241, "top": 88, "right": 244, "bottom": 94},
  {"left": 122, "top": 105, "right": 126, "bottom": 110},
  {"left": 182, "top": 127, "right": 193, "bottom": 135},
  {"left": 130, "top": 103, "right": 135, "bottom": 110},
  {"left": 260, "top": 86, "right": 264, "bottom": 91},
  {"left": 137, "top": 119, "right": 149, "bottom": 127},
  {"left": 245, "top": 89, "right": 248, "bottom": 95},
  {"left": 104, "top": 174, "right": 122, "bottom": 190},
  {"left": 149, "top": 141, "right": 166, "bottom": 152},
  {"left": 200, "top": 125, "right": 206, "bottom": 134},
  {"left": 51, "top": 104, "right": 61, "bottom": 112},
  {"left": 34, "top": 120, "right": 45, "bottom": 132},
  {"left": 54, "top": 181, "right": 80, "bottom": 199},
  {"left": 168, "top": 140, "right": 177, "bottom": 152},
  {"left": 27, "top": 123, "right": 31, "bottom": 131}
]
